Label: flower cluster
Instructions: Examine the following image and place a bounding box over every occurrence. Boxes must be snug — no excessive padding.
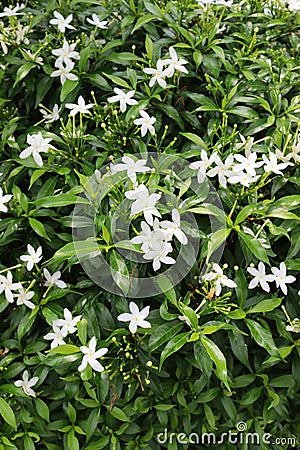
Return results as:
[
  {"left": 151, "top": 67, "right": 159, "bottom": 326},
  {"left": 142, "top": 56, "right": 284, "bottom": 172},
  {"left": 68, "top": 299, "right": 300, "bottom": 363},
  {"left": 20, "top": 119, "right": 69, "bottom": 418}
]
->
[
  {"left": 202, "top": 263, "right": 237, "bottom": 297},
  {"left": 44, "top": 308, "right": 82, "bottom": 349},
  {"left": 247, "top": 262, "right": 296, "bottom": 294}
]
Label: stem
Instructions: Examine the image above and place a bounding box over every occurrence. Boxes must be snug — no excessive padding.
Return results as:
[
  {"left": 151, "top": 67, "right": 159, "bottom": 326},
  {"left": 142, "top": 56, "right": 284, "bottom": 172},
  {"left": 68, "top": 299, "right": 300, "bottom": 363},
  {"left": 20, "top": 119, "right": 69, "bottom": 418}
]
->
[
  {"left": 227, "top": 195, "right": 239, "bottom": 221},
  {"left": 0, "top": 264, "right": 22, "bottom": 274}
]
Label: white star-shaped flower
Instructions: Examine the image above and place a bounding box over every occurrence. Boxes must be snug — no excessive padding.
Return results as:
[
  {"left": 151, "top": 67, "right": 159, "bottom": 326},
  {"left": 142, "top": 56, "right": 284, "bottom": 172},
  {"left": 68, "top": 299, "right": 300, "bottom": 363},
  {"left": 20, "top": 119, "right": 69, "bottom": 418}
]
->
[
  {"left": 20, "top": 132, "right": 53, "bottom": 167},
  {"left": 52, "top": 39, "right": 80, "bottom": 65},
  {"left": 44, "top": 324, "right": 67, "bottom": 349},
  {"left": 20, "top": 244, "right": 43, "bottom": 271},
  {"left": 111, "top": 156, "right": 151, "bottom": 183},
  {"left": 270, "top": 262, "right": 296, "bottom": 295},
  {"left": 207, "top": 155, "right": 234, "bottom": 188},
  {"left": 247, "top": 262, "right": 275, "bottom": 292},
  {"left": 125, "top": 184, "right": 161, "bottom": 225},
  {"left": 133, "top": 110, "right": 156, "bottom": 137},
  {"left": 50, "top": 11, "right": 75, "bottom": 33},
  {"left": 189, "top": 150, "right": 217, "bottom": 183},
  {"left": 86, "top": 14, "right": 108, "bottom": 28},
  {"left": 143, "top": 59, "right": 169, "bottom": 89},
  {"left": 65, "top": 95, "right": 94, "bottom": 116},
  {"left": 160, "top": 209, "right": 188, "bottom": 244},
  {"left": 50, "top": 59, "right": 78, "bottom": 85},
  {"left": 108, "top": 88, "right": 137, "bottom": 113},
  {"left": 0, "top": 271, "right": 22, "bottom": 303},
  {"left": 14, "top": 370, "right": 38, "bottom": 397},
  {"left": 53, "top": 308, "right": 82, "bottom": 335},
  {"left": 202, "top": 263, "right": 237, "bottom": 296},
  {"left": 263, "top": 152, "right": 291, "bottom": 175},
  {"left": 15, "top": 287, "right": 35, "bottom": 309},
  {"left": 43, "top": 268, "right": 67, "bottom": 289},
  {"left": 117, "top": 302, "right": 151, "bottom": 334},
  {"left": 0, "top": 188, "right": 12, "bottom": 213},
  {"left": 162, "top": 47, "right": 189, "bottom": 78},
  {"left": 78, "top": 336, "right": 108, "bottom": 372}
]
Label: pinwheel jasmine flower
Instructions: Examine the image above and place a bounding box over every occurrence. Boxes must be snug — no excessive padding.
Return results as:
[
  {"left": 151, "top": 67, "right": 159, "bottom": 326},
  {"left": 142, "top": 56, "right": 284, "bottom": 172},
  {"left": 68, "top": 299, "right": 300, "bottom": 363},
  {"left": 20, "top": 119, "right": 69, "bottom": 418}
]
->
[
  {"left": 163, "top": 47, "right": 189, "bottom": 77},
  {"left": 52, "top": 39, "right": 80, "bottom": 65},
  {"left": 227, "top": 171, "right": 260, "bottom": 187},
  {"left": 160, "top": 209, "right": 188, "bottom": 244},
  {"left": 50, "top": 59, "right": 78, "bottom": 85},
  {"left": 50, "top": 11, "right": 75, "bottom": 33},
  {"left": 0, "top": 3, "right": 24, "bottom": 17},
  {"left": 65, "top": 95, "right": 94, "bottom": 116},
  {"left": 233, "top": 152, "right": 264, "bottom": 176},
  {"left": 111, "top": 156, "right": 151, "bottom": 182},
  {"left": 288, "top": 0, "right": 300, "bottom": 11},
  {"left": 247, "top": 262, "right": 275, "bottom": 292},
  {"left": 117, "top": 302, "right": 151, "bottom": 334},
  {"left": 20, "top": 244, "right": 43, "bottom": 271},
  {"left": 125, "top": 184, "right": 161, "bottom": 225},
  {"left": 143, "top": 59, "right": 169, "bottom": 88},
  {"left": 0, "top": 271, "right": 22, "bottom": 303},
  {"left": 234, "top": 135, "right": 254, "bottom": 155},
  {"left": 22, "top": 49, "right": 43, "bottom": 65},
  {"left": 20, "top": 132, "right": 53, "bottom": 167},
  {"left": 207, "top": 155, "right": 234, "bottom": 188},
  {"left": 39, "top": 104, "right": 61, "bottom": 123},
  {"left": 53, "top": 308, "right": 82, "bottom": 335},
  {"left": 189, "top": 150, "right": 217, "bottom": 183},
  {"left": 78, "top": 336, "right": 108, "bottom": 372},
  {"left": 86, "top": 14, "right": 108, "bottom": 28},
  {"left": 133, "top": 110, "right": 156, "bottom": 136},
  {"left": 270, "top": 262, "right": 296, "bottom": 295},
  {"left": 43, "top": 268, "right": 67, "bottom": 289},
  {"left": 0, "top": 188, "right": 12, "bottom": 213},
  {"left": 44, "top": 324, "right": 67, "bottom": 349},
  {"left": 143, "top": 242, "right": 175, "bottom": 271},
  {"left": 262, "top": 152, "right": 291, "bottom": 175},
  {"left": 108, "top": 88, "right": 137, "bottom": 113},
  {"left": 202, "top": 263, "right": 237, "bottom": 297},
  {"left": 14, "top": 371, "right": 38, "bottom": 397},
  {"left": 15, "top": 287, "right": 35, "bottom": 309}
]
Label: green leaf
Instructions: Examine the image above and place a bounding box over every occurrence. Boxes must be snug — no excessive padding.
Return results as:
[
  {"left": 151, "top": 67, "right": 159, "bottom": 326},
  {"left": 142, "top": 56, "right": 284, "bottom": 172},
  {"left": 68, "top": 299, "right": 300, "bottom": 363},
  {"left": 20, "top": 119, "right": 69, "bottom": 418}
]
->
[
  {"left": 131, "top": 14, "right": 158, "bottom": 34},
  {"left": 157, "top": 104, "right": 184, "bottom": 129},
  {"left": 148, "top": 322, "right": 183, "bottom": 352},
  {"left": 33, "top": 194, "right": 89, "bottom": 208},
  {"left": 13, "top": 63, "right": 35, "bottom": 87},
  {"left": 145, "top": 34, "right": 153, "bottom": 60},
  {"left": 49, "top": 344, "right": 80, "bottom": 354},
  {"left": 200, "top": 336, "right": 230, "bottom": 391},
  {"left": 77, "top": 318, "right": 87, "bottom": 345},
  {"left": 245, "top": 319, "right": 280, "bottom": 358},
  {"left": 29, "top": 218, "right": 50, "bottom": 241},
  {"left": 238, "top": 230, "right": 269, "bottom": 264},
  {"left": 103, "top": 73, "right": 131, "bottom": 89},
  {"left": 60, "top": 79, "right": 79, "bottom": 103},
  {"left": 109, "top": 250, "right": 130, "bottom": 296},
  {"left": 78, "top": 46, "right": 91, "bottom": 72},
  {"left": 156, "top": 275, "right": 177, "bottom": 305},
  {"left": 180, "top": 132, "right": 208, "bottom": 150},
  {"left": 109, "top": 406, "right": 130, "bottom": 422},
  {"left": 247, "top": 298, "right": 282, "bottom": 314},
  {"left": 207, "top": 228, "right": 231, "bottom": 260},
  {"left": 35, "top": 398, "right": 50, "bottom": 422},
  {"left": 159, "top": 332, "right": 190, "bottom": 370},
  {"left": 0, "top": 397, "right": 16, "bottom": 430}
]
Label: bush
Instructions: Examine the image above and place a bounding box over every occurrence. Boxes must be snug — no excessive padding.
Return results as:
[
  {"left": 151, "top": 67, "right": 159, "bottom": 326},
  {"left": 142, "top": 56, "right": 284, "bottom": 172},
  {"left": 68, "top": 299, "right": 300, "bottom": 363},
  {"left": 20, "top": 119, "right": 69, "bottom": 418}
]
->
[{"left": 0, "top": 0, "right": 299, "bottom": 449}]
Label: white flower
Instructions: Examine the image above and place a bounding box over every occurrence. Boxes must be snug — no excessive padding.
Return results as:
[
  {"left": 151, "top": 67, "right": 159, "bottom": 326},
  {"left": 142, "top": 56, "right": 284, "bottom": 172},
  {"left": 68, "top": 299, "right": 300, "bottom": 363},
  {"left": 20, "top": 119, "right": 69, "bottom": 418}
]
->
[
  {"left": 133, "top": 110, "right": 156, "bottom": 137},
  {"left": 143, "top": 60, "right": 169, "bottom": 88},
  {"left": 86, "top": 14, "right": 108, "bottom": 28},
  {"left": 20, "top": 244, "right": 43, "bottom": 271},
  {"left": 52, "top": 39, "right": 80, "bottom": 65},
  {"left": 270, "top": 262, "right": 296, "bottom": 295},
  {"left": 290, "top": 140, "right": 300, "bottom": 163},
  {"left": 207, "top": 155, "right": 234, "bottom": 188},
  {"left": 143, "top": 241, "right": 175, "bottom": 271},
  {"left": 43, "top": 268, "right": 67, "bottom": 289},
  {"left": 0, "top": 188, "right": 12, "bottom": 213},
  {"left": 234, "top": 135, "right": 254, "bottom": 156},
  {"left": 160, "top": 209, "right": 188, "bottom": 245},
  {"left": 65, "top": 95, "right": 94, "bottom": 116},
  {"left": 39, "top": 104, "right": 61, "bottom": 123},
  {"left": 263, "top": 152, "right": 291, "bottom": 175},
  {"left": 0, "top": 271, "right": 22, "bottom": 303},
  {"left": 125, "top": 184, "right": 161, "bottom": 225},
  {"left": 50, "top": 11, "right": 75, "bottom": 33},
  {"left": 131, "top": 220, "right": 165, "bottom": 253},
  {"left": 117, "top": 302, "right": 151, "bottom": 334},
  {"left": 189, "top": 150, "right": 217, "bottom": 183},
  {"left": 53, "top": 308, "right": 82, "bottom": 335},
  {"left": 78, "top": 336, "right": 108, "bottom": 372},
  {"left": 44, "top": 324, "right": 67, "bottom": 349},
  {"left": 22, "top": 49, "right": 43, "bottom": 65},
  {"left": 50, "top": 59, "right": 78, "bottom": 85},
  {"left": 14, "top": 370, "right": 38, "bottom": 397},
  {"left": 15, "top": 287, "right": 35, "bottom": 309},
  {"left": 233, "top": 152, "right": 264, "bottom": 177},
  {"left": 288, "top": 0, "right": 300, "bottom": 11},
  {"left": 108, "top": 88, "right": 137, "bottom": 113},
  {"left": 111, "top": 156, "right": 151, "bottom": 183},
  {"left": 19, "top": 132, "right": 53, "bottom": 167},
  {"left": 162, "top": 47, "right": 189, "bottom": 78},
  {"left": 286, "top": 318, "right": 300, "bottom": 333},
  {"left": 0, "top": 3, "right": 24, "bottom": 17},
  {"left": 202, "top": 263, "right": 237, "bottom": 297},
  {"left": 227, "top": 170, "right": 260, "bottom": 187},
  {"left": 247, "top": 262, "right": 275, "bottom": 292}
]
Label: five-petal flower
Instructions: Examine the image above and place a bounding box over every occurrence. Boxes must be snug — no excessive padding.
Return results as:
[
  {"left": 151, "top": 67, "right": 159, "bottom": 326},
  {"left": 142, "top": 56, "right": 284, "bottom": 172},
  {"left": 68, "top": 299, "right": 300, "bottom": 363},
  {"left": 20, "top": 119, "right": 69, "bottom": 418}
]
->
[{"left": 117, "top": 302, "right": 151, "bottom": 334}]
